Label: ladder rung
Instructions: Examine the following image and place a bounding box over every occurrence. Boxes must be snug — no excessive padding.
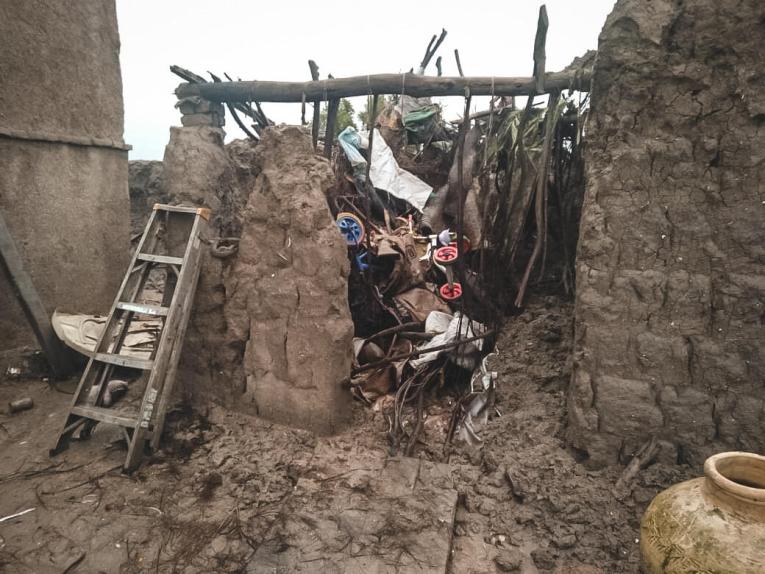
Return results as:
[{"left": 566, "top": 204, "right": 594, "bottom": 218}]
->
[
  {"left": 136, "top": 253, "right": 183, "bottom": 266},
  {"left": 116, "top": 301, "right": 169, "bottom": 316},
  {"left": 153, "top": 204, "right": 211, "bottom": 220},
  {"left": 94, "top": 353, "right": 154, "bottom": 370},
  {"left": 154, "top": 203, "right": 202, "bottom": 214},
  {"left": 71, "top": 405, "right": 139, "bottom": 428}
]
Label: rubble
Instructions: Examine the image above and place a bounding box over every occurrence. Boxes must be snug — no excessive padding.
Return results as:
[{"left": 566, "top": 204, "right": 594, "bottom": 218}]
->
[{"left": 8, "top": 397, "right": 34, "bottom": 414}]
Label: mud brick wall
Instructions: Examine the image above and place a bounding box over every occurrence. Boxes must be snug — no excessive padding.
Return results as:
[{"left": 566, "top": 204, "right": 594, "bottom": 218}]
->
[
  {"left": 161, "top": 124, "right": 353, "bottom": 434},
  {"left": 569, "top": 0, "right": 765, "bottom": 467},
  {"left": 0, "top": 1, "right": 129, "bottom": 349}
]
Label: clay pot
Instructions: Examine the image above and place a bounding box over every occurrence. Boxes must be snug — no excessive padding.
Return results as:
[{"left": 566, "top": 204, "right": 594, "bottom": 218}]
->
[{"left": 640, "top": 451, "right": 765, "bottom": 573}]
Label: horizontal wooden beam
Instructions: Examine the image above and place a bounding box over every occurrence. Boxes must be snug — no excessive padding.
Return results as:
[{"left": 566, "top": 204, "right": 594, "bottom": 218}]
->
[{"left": 175, "top": 70, "right": 591, "bottom": 103}]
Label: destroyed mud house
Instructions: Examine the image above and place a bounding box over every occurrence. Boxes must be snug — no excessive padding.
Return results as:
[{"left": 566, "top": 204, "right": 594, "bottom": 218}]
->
[{"left": 0, "top": 0, "right": 764, "bottom": 572}]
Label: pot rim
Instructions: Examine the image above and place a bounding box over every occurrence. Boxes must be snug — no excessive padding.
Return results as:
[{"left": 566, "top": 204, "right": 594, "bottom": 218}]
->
[{"left": 704, "top": 451, "right": 765, "bottom": 504}]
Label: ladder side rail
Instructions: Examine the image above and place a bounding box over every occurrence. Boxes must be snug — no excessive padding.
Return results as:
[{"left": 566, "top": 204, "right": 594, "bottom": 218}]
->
[
  {"left": 149, "top": 229, "right": 205, "bottom": 450},
  {"left": 51, "top": 210, "right": 161, "bottom": 453},
  {"left": 124, "top": 213, "right": 203, "bottom": 470}
]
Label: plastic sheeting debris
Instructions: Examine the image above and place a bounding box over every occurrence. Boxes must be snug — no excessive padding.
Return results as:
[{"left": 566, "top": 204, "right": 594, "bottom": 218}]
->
[
  {"left": 337, "top": 127, "right": 433, "bottom": 212},
  {"left": 52, "top": 310, "right": 160, "bottom": 359},
  {"left": 411, "top": 311, "right": 487, "bottom": 370},
  {"left": 457, "top": 353, "right": 499, "bottom": 446}
]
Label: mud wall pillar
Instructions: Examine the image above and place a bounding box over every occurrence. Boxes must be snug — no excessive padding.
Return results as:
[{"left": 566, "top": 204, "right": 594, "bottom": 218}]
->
[
  {"left": 0, "top": 1, "right": 130, "bottom": 350},
  {"left": 569, "top": 0, "right": 765, "bottom": 467},
  {"left": 162, "top": 100, "right": 353, "bottom": 434}
]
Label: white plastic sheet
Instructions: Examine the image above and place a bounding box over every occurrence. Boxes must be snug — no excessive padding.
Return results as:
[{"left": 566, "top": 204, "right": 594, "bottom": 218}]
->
[
  {"left": 336, "top": 127, "right": 433, "bottom": 212},
  {"left": 411, "top": 311, "right": 487, "bottom": 370}
]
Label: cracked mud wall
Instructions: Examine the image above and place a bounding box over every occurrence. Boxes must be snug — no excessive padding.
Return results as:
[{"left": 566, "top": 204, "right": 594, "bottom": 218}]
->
[
  {"left": 569, "top": 0, "right": 765, "bottom": 467},
  {"left": 0, "top": 0, "right": 129, "bottom": 349},
  {"left": 161, "top": 125, "right": 353, "bottom": 434},
  {"left": 128, "top": 160, "right": 165, "bottom": 234}
]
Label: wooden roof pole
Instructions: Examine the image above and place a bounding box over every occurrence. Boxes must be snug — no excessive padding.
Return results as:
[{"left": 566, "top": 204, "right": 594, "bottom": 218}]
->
[{"left": 175, "top": 70, "right": 591, "bottom": 103}]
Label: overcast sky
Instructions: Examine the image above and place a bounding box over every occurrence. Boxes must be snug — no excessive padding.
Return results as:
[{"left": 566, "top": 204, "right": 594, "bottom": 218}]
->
[{"left": 117, "top": 0, "right": 615, "bottom": 160}]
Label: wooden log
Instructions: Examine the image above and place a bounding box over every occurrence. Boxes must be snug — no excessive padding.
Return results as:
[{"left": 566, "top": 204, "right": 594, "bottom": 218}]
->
[
  {"left": 514, "top": 91, "right": 560, "bottom": 308},
  {"left": 366, "top": 321, "right": 422, "bottom": 342},
  {"left": 175, "top": 70, "right": 591, "bottom": 103},
  {"left": 0, "top": 211, "right": 73, "bottom": 378}
]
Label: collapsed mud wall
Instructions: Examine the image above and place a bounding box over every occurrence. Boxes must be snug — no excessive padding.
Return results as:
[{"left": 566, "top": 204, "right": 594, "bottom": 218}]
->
[
  {"left": 0, "top": 1, "right": 129, "bottom": 349},
  {"left": 128, "top": 160, "right": 165, "bottom": 234},
  {"left": 569, "top": 0, "right": 765, "bottom": 467},
  {"left": 161, "top": 124, "right": 353, "bottom": 434}
]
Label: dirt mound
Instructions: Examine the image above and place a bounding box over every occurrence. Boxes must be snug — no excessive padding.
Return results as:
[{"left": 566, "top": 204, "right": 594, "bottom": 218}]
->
[{"left": 445, "top": 296, "right": 695, "bottom": 573}]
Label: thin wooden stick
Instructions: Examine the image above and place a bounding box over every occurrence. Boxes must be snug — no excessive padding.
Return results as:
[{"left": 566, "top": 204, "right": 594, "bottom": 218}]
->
[
  {"left": 0, "top": 211, "right": 73, "bottom": 377},
  {"left": 324, "top": 98, "right": 339, "bottom": 158},
  {"left": 352, "top": 330, "right": 494, "bottom": 374},
  {"left": 514, "top": 91, "right": 560, "bottom": 307},
  {"left": 366, "top": 321, "right": 423, "bottom": 341},
  {"left": 533, "top": 5, "right": 549, "bottom": 93},
  {"left": 224, "top": 102, "right": 258, "bottom": 140},
  {"left": 454, "top": 49, "right": 465, "bottom": 77},
  {"left": 365, "top": 95, "right": 380, "bottom": 179},
  {"left": 308, "top": 60, "right": 321, "bottom": 150},
  {"left": 455, "top": 92, "right": 472, "bottom": 282}
]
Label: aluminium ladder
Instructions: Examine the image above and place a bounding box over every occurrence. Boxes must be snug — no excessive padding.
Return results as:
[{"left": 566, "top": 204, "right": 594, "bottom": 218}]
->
[{"left": 50, "top": 203, "right": 209, "bottom": 471}]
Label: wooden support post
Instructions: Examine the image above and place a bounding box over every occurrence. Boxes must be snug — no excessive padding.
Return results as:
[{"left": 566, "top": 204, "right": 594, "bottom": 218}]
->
[
  {"left": 366, "top": 95, "right": 379, "bottom": 168},
  {"left": 324, "top": 98, "right": 339, "bottom": 158},
  {"left": 533, "top": 5, "right": 549, "bottom": 93},
  {"left": 308, "top": 60, "right": 321, "bottom": 151},
  {"left": 0, "top": 211, "right": 73, "bottom": 377}
]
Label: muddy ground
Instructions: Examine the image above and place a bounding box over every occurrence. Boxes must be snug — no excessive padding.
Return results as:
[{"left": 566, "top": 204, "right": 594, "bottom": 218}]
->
[{"left": 0, "top": 295, "right": 695, "bottom": 573}]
